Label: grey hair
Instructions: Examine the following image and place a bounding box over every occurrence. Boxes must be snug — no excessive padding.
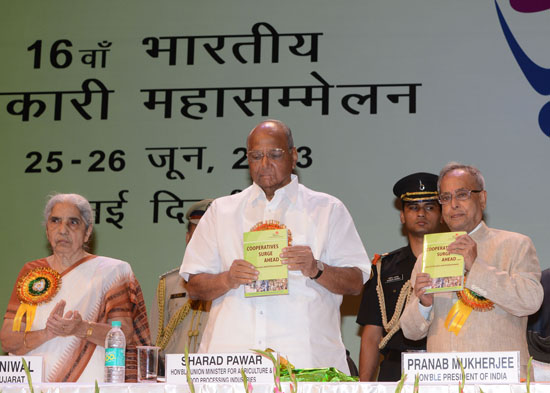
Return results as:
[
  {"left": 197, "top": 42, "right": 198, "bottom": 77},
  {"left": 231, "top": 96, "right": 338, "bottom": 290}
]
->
[
  {"left": 438, "top": 162, "right": 486, "bottom": 192},
  {"left": 247, "top": 119, "right": 294, "bottom": 150},
  {"left": 43, "top": 193, "right": 94, "bottom": 230}
]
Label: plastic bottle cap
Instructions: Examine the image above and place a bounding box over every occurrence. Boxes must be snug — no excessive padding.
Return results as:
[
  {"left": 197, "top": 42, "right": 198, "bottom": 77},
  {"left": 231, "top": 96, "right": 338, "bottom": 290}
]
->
[{"left": 111, "top": 321, "right": 122, "bottom": 327}]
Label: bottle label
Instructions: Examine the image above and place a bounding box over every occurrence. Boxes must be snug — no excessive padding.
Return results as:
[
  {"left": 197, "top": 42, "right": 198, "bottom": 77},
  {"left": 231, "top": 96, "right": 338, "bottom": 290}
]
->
[{"left": 105, "top": 348, "right": 125, "bottom": 367}]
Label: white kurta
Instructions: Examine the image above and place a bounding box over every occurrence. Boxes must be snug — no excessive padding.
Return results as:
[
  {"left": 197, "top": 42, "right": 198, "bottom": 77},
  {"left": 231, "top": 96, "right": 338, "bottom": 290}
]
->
[{"left": 180, "top": 175, "right": 371, "bottom": 374}]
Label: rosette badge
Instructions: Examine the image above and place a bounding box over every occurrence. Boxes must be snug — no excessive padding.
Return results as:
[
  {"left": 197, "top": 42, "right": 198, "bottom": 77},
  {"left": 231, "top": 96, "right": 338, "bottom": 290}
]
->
[
  {"left": 444, "top": 276, "right": 494, "bottom": 335},
  {"left": 13, "top": 267, "right": 62, "bottom": 332},
  {"left": 250, "top": 220, "right": 293, "bottom": 245}
]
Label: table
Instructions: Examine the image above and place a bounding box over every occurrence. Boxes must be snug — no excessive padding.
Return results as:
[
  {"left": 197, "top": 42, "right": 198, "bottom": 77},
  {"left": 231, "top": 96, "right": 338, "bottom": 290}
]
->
[{"left": 1, "top": 382, "right": 550, "bottom": 393}]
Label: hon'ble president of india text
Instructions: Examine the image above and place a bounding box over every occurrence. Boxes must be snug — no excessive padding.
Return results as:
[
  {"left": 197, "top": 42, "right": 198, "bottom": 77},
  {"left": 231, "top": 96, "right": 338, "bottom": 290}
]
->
[{"left": 180, "top": 119, "right": 371, "bottom": 374}]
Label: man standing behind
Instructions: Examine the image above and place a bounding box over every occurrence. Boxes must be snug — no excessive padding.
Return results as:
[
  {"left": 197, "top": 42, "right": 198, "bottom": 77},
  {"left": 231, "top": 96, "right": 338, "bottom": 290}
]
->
[
  {"left": 180, "top": 119, "right": 370, "bottom": 374},
  {"left": 401, "top": 162, "right": 543, "bottom": 378},
  {"left": 150, "top": 199, "right": 213, "bottom": 366},
  {"left": 357, "top": 172, "right": 442, "bottom": 381}
]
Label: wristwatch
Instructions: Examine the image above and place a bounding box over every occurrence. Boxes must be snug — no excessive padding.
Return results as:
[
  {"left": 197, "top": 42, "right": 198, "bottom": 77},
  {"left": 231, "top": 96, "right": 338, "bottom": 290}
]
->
[{"left": 310, "top": 260, "right": 324, "bottom": 280}]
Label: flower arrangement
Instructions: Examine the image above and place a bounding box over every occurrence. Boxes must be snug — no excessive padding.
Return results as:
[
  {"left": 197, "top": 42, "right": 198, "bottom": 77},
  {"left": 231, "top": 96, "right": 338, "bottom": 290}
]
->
[
  {"left": 527, "top": 356, "right": 533, "bottom": 393},
  {"left": 21, "top": 358, "right": 34, "bottom": 393},
  {"left": 241, "top": 349, "right": 297, "bottom": 393},
  {"left": 184, "top": 344, "right": 195, "bottom": 393},
  {"left": 457, "top": 357, "right": 466, "bottom": 393},
  {"left": 241, "top": 367, "right": 253, "bottom": 393},
  {"left": 394, "top": 373, "right": 406, "bottom": 393}
]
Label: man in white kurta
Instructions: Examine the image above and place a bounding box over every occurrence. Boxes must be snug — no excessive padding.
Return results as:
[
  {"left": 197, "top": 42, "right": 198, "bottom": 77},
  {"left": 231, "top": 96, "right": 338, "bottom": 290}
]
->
[{"left": 180, "top": 120, "right": 370, "bottom": 374}]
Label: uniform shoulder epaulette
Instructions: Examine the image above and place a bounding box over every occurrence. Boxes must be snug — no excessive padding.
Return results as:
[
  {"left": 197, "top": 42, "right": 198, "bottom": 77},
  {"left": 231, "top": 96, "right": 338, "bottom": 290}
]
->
[
  {"left": 371, "top": 252, "right": 390, "bottom": 266},
  {"left": 384, "top": 248, "right": 402, "bottom": 258},
  {"left": 379, "top": 247, "right": 406, "bottom": 263},
  {"left": 158, "top": 267, "right": 180, "bottom": 279}
]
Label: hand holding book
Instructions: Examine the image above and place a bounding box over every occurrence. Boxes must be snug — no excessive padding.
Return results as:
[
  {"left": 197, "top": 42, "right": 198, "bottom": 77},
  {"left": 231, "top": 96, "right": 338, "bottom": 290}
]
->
[
  {"left": 225, "top": 260, "right": 259, "bottom": 289},
  {"left": 446, "top": 234, "right": 477, "bottom": 271},
  {"left": 414, "top": 272, "right": 434, "bottom": 307},
  {"left": 280, "top": 245, "right": 317, "bottom": 277}
]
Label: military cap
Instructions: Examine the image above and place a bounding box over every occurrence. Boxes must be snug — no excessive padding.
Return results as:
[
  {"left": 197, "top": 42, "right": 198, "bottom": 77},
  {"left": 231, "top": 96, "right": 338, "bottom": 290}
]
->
[
  {"left": 185, "top": 199, "right": 214, "bottom": 224},
  {"left": 393, "top": 172, "right": 438, "bottom": 202}
]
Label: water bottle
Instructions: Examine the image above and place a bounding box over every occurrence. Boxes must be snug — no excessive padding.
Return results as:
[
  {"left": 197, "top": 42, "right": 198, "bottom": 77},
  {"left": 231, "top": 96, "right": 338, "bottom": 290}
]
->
[{"left": 104, "top": 320, "right": 126, "bottom": 383}]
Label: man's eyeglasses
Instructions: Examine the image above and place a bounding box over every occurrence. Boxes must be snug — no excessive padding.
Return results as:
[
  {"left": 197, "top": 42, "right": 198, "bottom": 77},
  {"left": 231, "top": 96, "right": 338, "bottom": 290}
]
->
[
  {"left": 439, "top": 189, "right": 483, "bottom": 205},
  {"left": 247, "top": 148, "right": 286, "bottom": 161}
]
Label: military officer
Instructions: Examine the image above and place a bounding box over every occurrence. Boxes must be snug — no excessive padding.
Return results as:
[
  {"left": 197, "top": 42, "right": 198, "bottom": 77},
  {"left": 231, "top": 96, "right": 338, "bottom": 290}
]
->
[
  {"left": 357, "top": 173, "right": 442, "bottom": 381},
  {"left": 149, "top": 199, "right": 213, "bottom": 375}
]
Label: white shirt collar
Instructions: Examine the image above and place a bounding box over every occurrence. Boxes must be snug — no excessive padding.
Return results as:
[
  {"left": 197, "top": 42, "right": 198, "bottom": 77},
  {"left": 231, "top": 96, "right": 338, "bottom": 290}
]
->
[
  {"left": 251, "top": 174, "right": 299, "bottom": 204},
  {"left": 468, "top": 221, "right": 483, "bottom": 235}
]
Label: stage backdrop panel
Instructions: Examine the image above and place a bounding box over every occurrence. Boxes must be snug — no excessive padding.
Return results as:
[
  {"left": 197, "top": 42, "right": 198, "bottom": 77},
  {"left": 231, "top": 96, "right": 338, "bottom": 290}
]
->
[{"left": 1, "top": 0, "right": 549, "bottom": 366}]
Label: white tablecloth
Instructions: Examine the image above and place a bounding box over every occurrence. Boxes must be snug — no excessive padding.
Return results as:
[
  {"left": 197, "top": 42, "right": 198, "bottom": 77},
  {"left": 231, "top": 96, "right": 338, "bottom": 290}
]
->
[{"left": 1, "top": 382, "right": 550, "bottom": 393}]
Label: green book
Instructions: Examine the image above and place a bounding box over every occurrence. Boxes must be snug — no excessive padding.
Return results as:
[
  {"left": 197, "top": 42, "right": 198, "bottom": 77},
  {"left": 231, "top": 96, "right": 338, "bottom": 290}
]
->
[
  {"left": 243, "top": 229, "right": 289, "bottom": 297},
  {"left": 422, "top": 231, "right": 466, "bottom": 293}
]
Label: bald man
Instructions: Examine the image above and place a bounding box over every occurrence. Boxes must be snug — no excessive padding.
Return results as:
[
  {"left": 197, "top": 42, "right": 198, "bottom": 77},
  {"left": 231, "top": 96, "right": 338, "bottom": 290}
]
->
[{"left": 180, "top": 119, "right": 370, "bottom": 374}]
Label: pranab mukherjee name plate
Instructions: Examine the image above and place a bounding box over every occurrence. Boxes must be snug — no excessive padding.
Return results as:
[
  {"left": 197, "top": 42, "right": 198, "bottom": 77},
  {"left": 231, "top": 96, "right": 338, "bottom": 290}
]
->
[
  {"left": 0, "top": 356, "right": 43, "bottom": 384},
  {"left": 166, "top": 353, "right": 274, "bottom": 384},
  {"left": 402, "top": 351, "right": 519, "bottom": 384}
]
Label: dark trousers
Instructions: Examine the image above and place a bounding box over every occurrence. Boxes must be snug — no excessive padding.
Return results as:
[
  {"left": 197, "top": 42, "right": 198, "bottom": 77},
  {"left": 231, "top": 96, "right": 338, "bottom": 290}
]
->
[{"left": 378, "top": 350, "right": 402, "bottom": 382}]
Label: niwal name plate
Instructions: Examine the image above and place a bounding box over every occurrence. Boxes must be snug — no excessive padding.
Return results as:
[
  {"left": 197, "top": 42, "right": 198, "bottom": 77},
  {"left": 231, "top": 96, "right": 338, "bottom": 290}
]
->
[
  {"left": 166, "top": 352, "right": 274, "bottom": 384},
  {"left": 0, "top": 356, "right": 43, "bottom": 385},
  {"left": 402, "top": 351, "right": 520, "bottom": 384}
]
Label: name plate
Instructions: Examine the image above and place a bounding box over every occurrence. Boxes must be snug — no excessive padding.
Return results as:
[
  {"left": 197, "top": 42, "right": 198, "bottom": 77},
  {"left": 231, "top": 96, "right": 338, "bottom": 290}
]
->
[
  {"left": 0, "top": 356, "right": 43, "bottom": 385},
  {"left": 402, "top": 351, "right": 519, "bottom": 384},
  {"left": 166, "top": 352, "right": 274, "bottom": 384}
]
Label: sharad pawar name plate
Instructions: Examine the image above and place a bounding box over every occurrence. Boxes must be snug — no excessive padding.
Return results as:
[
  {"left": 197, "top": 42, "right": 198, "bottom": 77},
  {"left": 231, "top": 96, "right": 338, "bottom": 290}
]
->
[
  {"left": 0, "top": 356, "right": 43, "bottom": 384},
  {"left": 166, "top": 352, "right": 274, "bottom": 384},
  {"left": 402, "top": 351, "right": 519, "bottom": 384}
]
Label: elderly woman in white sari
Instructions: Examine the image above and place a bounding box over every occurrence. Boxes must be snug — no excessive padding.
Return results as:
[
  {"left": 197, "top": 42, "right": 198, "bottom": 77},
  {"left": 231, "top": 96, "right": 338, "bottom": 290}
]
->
[{"left": 0, "top": 193, "right": 150, "bottom": 382}]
